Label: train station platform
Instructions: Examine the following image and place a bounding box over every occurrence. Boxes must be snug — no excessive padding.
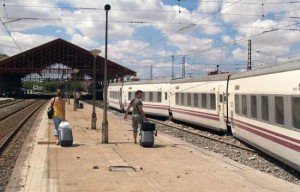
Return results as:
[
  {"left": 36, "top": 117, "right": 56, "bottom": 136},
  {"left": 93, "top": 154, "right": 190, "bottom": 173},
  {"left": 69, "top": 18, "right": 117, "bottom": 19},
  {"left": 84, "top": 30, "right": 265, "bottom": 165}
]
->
[{"left": 6, "top": 100, "right": 300, "bottom": 192}]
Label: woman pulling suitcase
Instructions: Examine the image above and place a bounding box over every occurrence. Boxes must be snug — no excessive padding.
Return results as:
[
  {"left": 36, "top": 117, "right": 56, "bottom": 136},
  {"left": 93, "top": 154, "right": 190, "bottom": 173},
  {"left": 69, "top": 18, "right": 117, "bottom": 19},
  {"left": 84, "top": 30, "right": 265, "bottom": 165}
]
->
[{"left": 49, "top": 89, "right": 66, "bottom": 145}]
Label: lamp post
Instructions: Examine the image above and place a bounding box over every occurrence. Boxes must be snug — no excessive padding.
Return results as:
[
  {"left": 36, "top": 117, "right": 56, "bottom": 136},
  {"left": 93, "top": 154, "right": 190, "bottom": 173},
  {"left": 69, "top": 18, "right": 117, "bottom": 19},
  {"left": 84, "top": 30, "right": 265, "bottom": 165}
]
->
[
  {"left": 90, "top": 48, "right": 101, "bottom": 129},
  {"left": 102, "top": 4, "right": 110, "bottom": 143},
  {"left": 72, "top": 69, "right": 79, "bottom": 111}
]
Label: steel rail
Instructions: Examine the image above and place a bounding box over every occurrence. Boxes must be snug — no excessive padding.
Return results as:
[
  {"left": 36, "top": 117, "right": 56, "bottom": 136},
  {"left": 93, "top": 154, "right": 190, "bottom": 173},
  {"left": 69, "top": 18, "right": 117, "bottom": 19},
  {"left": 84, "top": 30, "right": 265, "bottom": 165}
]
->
[
  {"left": 149, "top": 118, "right": 255, "bottom": 152},
  {"left": 0, "top": 100, "right": 46, "bottom": 151}
]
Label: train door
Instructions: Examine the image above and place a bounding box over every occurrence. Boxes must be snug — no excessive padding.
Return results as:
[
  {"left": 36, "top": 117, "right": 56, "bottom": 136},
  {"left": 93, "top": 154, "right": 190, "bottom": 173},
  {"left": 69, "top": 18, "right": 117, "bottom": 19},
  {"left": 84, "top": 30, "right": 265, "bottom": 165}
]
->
[
  {"left": 218, "top": 85, "right": 227, "bottom": 130},
  {"left": 119, "top": 87, "right": 123, "bottom": 111}
]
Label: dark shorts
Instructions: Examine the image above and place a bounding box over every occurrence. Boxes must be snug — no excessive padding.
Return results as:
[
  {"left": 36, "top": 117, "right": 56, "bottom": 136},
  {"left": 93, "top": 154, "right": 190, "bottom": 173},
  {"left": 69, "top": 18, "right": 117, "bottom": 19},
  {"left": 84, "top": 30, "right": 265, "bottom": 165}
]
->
[{"left": 132, "top": 114, "right": 142, "bottom": 133}]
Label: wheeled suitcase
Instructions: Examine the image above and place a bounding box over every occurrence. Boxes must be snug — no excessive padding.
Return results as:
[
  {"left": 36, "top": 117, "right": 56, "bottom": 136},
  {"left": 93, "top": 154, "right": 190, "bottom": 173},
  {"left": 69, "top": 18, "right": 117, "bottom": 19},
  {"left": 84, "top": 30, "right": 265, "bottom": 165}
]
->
[
  {"left": 78, "top": 102, "right": 84, "bottom": 109},
  {"left": 140, "top": 122, "right": 157, "bottom": 147},
  {"left": 58, "top": 121, "right": 73, "bottom": 147}
]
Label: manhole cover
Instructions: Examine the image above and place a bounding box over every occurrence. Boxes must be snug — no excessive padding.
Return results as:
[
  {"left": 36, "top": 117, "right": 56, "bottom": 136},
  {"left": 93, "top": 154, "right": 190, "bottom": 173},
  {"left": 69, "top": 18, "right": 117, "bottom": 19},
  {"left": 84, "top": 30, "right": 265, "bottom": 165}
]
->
[{"left": 108, "top": 166, "right": 136, "bottom": 172}]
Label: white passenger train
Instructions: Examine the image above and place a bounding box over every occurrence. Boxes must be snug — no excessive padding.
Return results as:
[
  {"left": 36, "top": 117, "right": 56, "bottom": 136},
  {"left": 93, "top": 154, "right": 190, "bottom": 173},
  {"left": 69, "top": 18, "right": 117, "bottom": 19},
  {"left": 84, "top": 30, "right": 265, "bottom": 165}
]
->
[{"left": 108, "top": 59, "right": 300, "bottom": 171}]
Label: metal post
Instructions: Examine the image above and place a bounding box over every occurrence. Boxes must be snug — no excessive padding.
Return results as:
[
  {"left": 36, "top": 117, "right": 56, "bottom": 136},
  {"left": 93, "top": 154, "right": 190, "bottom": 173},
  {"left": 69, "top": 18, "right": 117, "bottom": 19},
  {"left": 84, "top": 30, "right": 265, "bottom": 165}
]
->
[
  {"left": 182, "top": 56, "right": 185, "bottom": 78},
  {"left": 171, "top": 55, "right": 174, "bottom": 79},
  {"left": 90, "top": 49, "right": 101, "bottom": 129},
  {"left": 92, "top": 56, "right": 96, "bottom": 129},
  {"left": 247, "top": 39, "right": 252, "bottom": 70},
  {"left": 150, "top": 65, "right": 153, "bottom": 80},
  {"left": 102, "top": 4, "right": 110, "bottom": 143},
  {"left": 72, "top": 69, "right": 79, "bottom": 111},
  {"left": 73, "top": 91, "right": 77, "bottom": 111}
]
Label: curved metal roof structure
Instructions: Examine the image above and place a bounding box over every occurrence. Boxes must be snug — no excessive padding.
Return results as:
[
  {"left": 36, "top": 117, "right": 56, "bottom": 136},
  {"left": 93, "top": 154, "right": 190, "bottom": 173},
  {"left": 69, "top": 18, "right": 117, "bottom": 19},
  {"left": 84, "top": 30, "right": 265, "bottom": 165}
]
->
[{"left": 0, "top": 38, "right": 136, "bottom": 80}]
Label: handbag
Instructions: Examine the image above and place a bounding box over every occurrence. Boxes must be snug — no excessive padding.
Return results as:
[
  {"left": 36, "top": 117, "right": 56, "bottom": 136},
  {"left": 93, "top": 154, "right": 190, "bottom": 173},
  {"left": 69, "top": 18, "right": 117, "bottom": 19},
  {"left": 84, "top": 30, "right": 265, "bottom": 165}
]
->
[{"left": 47, "top": 97, "right": 55, "bottom": 119}]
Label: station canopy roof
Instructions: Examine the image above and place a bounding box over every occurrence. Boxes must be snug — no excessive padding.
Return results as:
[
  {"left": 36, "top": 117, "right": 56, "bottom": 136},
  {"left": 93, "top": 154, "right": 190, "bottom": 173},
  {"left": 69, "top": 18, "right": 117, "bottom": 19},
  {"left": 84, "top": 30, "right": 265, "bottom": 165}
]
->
[{"left": 0, "top": 38, "right": 136, "bottom": 79}]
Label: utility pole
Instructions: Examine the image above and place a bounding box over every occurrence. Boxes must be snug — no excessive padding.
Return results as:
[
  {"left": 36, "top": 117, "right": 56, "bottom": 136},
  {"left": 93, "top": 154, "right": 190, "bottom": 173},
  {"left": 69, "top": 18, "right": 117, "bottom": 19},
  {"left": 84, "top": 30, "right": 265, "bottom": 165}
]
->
[
  {"left": 171, "top": 55, "right": 174, "bottom": 79},
  {"left": 247, "top": 39, "right": 252, "bottom": 70},
  {"left": 150, "top": 65, "right": 153, "bottom": 80},
  {"left": 102, "top": 4, "right": 111, "bottom": 144},
  {"left": 182, "top": 56, "right": 185, "bottom": 78}
]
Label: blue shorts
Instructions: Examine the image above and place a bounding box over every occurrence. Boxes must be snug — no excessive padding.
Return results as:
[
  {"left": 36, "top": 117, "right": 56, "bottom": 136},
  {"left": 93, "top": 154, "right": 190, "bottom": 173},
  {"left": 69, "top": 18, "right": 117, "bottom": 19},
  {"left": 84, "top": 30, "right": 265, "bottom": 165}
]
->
[{"left": 52, "top": 117, "right": 63, "bottom": 136}]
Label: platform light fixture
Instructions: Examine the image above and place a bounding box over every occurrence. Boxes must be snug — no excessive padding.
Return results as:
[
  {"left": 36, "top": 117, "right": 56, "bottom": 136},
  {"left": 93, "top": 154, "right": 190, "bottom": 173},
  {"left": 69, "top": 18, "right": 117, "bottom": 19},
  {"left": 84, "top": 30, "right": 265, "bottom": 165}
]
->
[{"left": 90, "top": 48, "right": 101, "bottom": 129}]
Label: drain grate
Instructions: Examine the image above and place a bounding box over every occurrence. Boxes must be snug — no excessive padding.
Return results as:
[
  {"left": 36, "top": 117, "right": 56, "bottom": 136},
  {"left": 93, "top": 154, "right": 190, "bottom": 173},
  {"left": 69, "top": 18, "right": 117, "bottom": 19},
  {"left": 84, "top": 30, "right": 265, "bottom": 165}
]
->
[{"left": 108, "top": 166, "right": 136, "bottom": 172}]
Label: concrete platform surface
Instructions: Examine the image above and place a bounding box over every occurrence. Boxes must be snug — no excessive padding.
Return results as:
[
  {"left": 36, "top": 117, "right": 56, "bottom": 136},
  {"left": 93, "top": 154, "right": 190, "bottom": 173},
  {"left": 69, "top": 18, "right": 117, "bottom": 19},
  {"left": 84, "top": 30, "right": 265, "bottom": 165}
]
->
[{"left": 6, "top": 100, "right": 300, "bottom": 192}]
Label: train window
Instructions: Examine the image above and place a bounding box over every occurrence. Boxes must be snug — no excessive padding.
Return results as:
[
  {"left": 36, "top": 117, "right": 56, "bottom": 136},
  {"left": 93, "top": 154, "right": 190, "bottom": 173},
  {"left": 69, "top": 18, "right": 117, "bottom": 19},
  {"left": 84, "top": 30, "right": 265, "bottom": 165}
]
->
[
  {"left": 292, "top": 97, "right": 300, "bottom": 129},
  {"left": 275, "top": 96, "right": 284, "bottom": 125},
  {"left": 224, "top": 95, "right": 227, "bottom": 104},
  {"left": 251, "top": 95, "right": 257, "bottom": 118},
  {"left": 194, "top": 93, "right": 199, "bottom": 107},
  {"left": 235, "top": 95, "right": 239, "bottom": 114},
  {"left": 242, "top": 95, "right": 247, "bottom": 116},
  {"left": 149, "top": 92, "right": 153, "bottom": 102},
  {"left": 202, "top": 93, "right": 207, "bottom": 108},
  {"left": 165, "top": 92, "right": 167, "bottom": 100},
  {"left": 157, "top": 92, "right": 162, "bottom": 102},
  {"left": 210, "top": 94, "right": 216, "bottom": 110},
  {"left": 142, "top": 92, "right": 146, "bottom": 101},
  {"left": 176, "top": 93, "right": 179, "bottom": 105},
  {"left": 261, "top": 96, "right": 269, "bottom": 121},
  {"left": 128, "top": 92, "right": 131, "bottom": 101},
  {"left": 187, "top": 93, "right": 192, "bottom": 106},
  {"left": 219, "top": 95, "right": 223, "bottom": 103},
  {"left": 181, "top": 93, "right": 185, "bottom": 106}
]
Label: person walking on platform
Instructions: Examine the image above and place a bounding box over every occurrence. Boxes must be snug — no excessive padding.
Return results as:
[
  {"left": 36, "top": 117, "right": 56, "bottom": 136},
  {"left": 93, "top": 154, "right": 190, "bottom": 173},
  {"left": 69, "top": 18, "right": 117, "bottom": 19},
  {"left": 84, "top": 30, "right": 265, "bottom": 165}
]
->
[
  {"left": 75, "top": 90, "right": 81, "bottom": 107},
  {"left": 50, "top": 89, "right": 66, "bottom": 145},
  {"left": 124, "top": 90, "right": 147, "bottom": 144}
]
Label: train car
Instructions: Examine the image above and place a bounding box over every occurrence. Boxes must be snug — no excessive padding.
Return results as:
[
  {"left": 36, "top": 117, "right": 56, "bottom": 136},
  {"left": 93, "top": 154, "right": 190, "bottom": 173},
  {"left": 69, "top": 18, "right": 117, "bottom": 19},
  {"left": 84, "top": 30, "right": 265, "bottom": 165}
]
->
[
  {"left": 122, "top": 80, "right": 170, "bottom": 117},
  {"left": 227, "top": 59, "right": 300, "bottom": 171},
  {"left": 169, "top": 74, "right": 230, "bottom": 132},
  {"left": 108, "top": 83, "right": 124, "bottom": 111},
  {"left": 33, "top": 85, "right": 43, "bottom": 92}
]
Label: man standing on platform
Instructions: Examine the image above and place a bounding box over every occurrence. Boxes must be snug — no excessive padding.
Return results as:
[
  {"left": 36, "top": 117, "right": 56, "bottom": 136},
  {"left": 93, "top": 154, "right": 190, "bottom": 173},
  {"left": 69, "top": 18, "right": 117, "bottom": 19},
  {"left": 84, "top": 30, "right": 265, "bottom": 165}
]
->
[
  {"left": 124, "top": 90, "right": 147, "bottom": 144},
  {"left": 75, "top": 90, "right": 81, "bottom": 107}
]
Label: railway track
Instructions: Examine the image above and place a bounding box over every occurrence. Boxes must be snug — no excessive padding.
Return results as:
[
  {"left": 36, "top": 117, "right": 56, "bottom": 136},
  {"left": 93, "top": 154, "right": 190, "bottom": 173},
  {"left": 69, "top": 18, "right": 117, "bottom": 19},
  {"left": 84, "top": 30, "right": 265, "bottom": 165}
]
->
[
  {"left": 149, "top": 118, "right": 255, "bottom": 152},
  {"left": 0, "top": 99, "right": 46, "bottom": 191},
  {"left": 0, "top": 100, "right": 46, "bottom": 150},
  {"left": 0, "top": 99, "right": 12, "bottom": 105},
  {"left": 0, "top": 99, "right": 23, "bottom": 109},
  {"left": 0, "top": 100, "right": 37, "bottom": 121}
]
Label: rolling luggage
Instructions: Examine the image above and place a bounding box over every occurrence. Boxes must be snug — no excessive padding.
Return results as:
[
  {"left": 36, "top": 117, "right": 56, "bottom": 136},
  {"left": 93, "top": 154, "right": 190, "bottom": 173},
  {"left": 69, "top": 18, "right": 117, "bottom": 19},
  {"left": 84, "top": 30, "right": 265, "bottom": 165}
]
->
[
  {"left": 58, "top": 121, "right": 73, "bottom": 147},
  {"left": 78, "top": 102, "right": 84, "bottom": 109},
  {"left": 140, "top": 121, "right": 157, "bottom": 147}
]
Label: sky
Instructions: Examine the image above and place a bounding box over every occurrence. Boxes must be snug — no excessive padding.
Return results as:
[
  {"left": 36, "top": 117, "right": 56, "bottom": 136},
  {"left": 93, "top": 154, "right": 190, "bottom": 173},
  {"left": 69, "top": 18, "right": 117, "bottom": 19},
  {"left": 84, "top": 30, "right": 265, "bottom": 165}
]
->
[{"left": 0, "top": 0, "right": 300, "bottom": 80}]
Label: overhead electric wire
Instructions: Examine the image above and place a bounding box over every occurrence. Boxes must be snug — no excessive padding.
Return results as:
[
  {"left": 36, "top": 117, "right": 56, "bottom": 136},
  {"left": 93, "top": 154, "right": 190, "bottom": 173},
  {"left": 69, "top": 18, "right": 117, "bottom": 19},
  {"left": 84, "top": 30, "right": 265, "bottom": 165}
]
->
[
  {"left": 133, "top": 0, "right": 243, "bottom": 54},
  {"left": 0, "top": 18, "right": 22, "bottom": 52},
  {"left": 180, "top": 21, "right": 299, "bottom": 57},
  {"left": 134, "top": 20, "right": 299, "bottom": 62},
  {"left": 133, "top": 9, "right": 181, "bottom": 53},
  {"left": 4, "top": 1, "right": 300, "bottom": 11}
]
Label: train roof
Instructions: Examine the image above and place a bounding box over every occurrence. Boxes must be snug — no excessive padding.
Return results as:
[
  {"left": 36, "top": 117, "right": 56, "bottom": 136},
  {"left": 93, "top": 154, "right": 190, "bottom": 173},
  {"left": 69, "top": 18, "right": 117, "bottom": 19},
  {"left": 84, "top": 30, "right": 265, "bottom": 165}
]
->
[
  {"left": 230, "top": 59, "right": 300, "bottom": 80},
  {"left": 170, "top": 73, "right": 229, "bottom": 84},
  {"left": 108, "top": 59, "right": 300, "bottom": 86},
  {"left": 109, "top": 79, "right": 170, "bottom": 86}
]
